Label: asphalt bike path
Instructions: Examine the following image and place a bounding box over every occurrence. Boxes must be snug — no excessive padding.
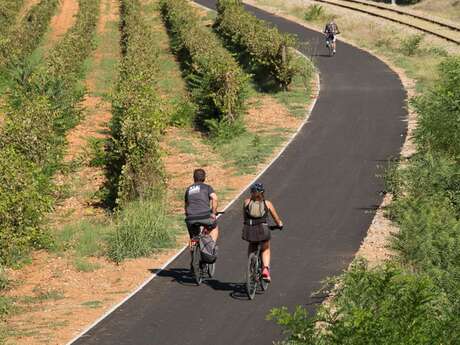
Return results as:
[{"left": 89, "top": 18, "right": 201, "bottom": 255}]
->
[{"left": 71, "top": 2, "right": 406, "bottom": 344}]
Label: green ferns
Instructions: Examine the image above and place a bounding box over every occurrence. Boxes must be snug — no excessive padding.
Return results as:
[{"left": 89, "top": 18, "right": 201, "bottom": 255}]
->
[{"left": 160, "top": 0, "right": 248, "bottom": 128}]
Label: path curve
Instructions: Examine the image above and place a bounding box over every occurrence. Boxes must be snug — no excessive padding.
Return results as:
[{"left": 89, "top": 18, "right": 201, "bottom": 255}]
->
[{"left": 71, "top": 2, "right": 407, "bottom": 344}]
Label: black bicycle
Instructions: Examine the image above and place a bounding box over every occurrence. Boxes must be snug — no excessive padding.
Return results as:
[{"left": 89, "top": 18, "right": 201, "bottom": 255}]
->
[
  {"left": 190, "top": 213, "right": 223, "bottom": 285},
  {"left": 246, "top": 225, "right": 283, "bottom": 300}
]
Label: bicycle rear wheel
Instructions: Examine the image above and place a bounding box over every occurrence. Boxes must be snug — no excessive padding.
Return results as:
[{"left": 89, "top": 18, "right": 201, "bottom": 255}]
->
[
  {"left": 192, "top": 245, "right": 202, "bottom": 285},
  {"left": 207, "top": 262, "right": 216, "bottom": 278},
  {"left": 246, "top": 253, "right": 258, "bottom": 300}
]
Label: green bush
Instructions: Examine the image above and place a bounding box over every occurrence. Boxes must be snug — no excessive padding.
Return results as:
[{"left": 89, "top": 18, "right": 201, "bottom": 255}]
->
[
  {"left": 0, "top": 148, "right": 52, "bottom": 265},
  {"left": 413, "top": 57, "right": 460, "bottom": 157},
  {"left": 108, "top": 198, "right": 175, "bottom": 262},
  {"left": 270, "top": 261, "right": 456, "bottom": 345},
  {"left": 304, "top": 5, "right": 325, "bottom": 21},
  {"left": 0, "top": 0, "right": 59, "bottom": 68},
  {"left": 0, "top": 0, "right": 101, "bottom": 265},
  {"left": 105, "top": 0, "right": 166, "bottom": 207},
  {"left": 160, "top": 0, "right": 248, "bottom": 129},
  {"left": 215, "top": 0, "right": 299, "bottom": 89},
  {"left": 0, "top": 0, "right": 24, "bottom": 37},
  {"left": 400, "top": 34, "right": 424, "bottom": 56}
]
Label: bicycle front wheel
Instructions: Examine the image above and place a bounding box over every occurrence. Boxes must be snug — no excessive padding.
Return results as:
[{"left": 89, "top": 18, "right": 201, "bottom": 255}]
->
[
  {"left": 246, "top": 253, "right": 258, "bottom": 300},
  {"left": 192, "top": 245, "right": 202, "bottom": 285}
]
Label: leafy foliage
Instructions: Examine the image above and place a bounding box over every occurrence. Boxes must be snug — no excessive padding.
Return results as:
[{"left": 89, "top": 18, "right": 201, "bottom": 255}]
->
[
  {"left": 215, "top": 0, "right": 300, "bottom": 89},
  {"left": 0, "top": 0, "right": 24, "bottom": 37},
  {"left": 270, "top": 261, "right": 456, "bottom": 345},
  {"left": 105, "top": 0, "right": 166, "bottom": 207},
  {"left": 160, "top": 0, "right": 248, "bottom": 130},
  {"left": 413, "top": 57, "right": 460, "bottom": 157},
  {"left": 0, "top": 0, "right": 59, "bottom": 69},
  {"left": 400, "top": 34, "right": 424, "bottom": 56},
  {"left": 270, "top": 55, "right": 460, "bottom": 345},
  {"left": 304, "top": 5, "right": 325, "bottom": 21},
  {"left": 0, "top": 0, "right": 101, "bottom": 265}
]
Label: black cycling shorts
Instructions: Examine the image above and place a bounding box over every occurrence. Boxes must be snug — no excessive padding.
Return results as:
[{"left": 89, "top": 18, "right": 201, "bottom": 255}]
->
[{"left": 185, "top": 218, "right": 217, "bottom": 238}]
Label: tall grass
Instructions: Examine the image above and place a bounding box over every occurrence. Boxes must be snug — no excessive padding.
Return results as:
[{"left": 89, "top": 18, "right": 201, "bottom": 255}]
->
[{"left": 108, "top": 198, "right": 176, "bottom": 263}]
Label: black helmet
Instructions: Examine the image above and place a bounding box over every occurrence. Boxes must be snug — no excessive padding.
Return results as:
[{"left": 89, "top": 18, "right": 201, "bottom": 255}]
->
[{"left": 250, "top": 182, "right": 264, "bottom": 193}]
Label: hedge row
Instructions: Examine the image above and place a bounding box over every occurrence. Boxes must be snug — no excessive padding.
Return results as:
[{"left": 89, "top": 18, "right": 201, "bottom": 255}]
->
[
  {"left": 215, "top": 0, "right": 298, "bottom": 89},
  {"left": 106, "top": 0, "right": 166, "bottom": 207},
  {"left": 270, "top": 57, "right": 460, "bottom": 345},
  {"left": 160, "top": 0, "right": 248, "bottom": 127},
  {"left": 0, "top": 0, "right": 59, "bottom": 69},
  {"left": 0, "top": 0, "right": 100, "bottom": 265},
  {"left": 0, "top": 0, "right": 24, "bottom": 37}
]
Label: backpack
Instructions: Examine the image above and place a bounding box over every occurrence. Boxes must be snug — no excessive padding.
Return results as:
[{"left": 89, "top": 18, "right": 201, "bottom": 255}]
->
[
  {"left": 199, "top": 234, "right": 218, "bottom": 264},
  {"left": 247, "top": 200, "right": 267, "bottom": 219}
]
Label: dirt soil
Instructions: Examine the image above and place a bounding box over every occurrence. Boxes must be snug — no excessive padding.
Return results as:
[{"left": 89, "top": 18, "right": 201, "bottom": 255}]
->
[{"left": 45, "top": 0, "right": 79, "bottom": 48}]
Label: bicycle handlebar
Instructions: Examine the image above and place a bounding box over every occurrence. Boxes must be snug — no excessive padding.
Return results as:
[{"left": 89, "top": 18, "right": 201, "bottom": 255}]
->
[{"left": 268, "top": 225, "right": 284, "bottom": 231}]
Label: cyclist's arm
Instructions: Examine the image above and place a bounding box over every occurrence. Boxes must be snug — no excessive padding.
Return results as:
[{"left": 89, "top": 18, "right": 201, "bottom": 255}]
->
[
  {"left": 184, "top": 191, "right": 188, "bottom": 215},
  {"left": 210, "top": 192, "right": 218, "bottom": 218},
  {"left": 266, "top": 201, "right": 283, "bottom": 227}
]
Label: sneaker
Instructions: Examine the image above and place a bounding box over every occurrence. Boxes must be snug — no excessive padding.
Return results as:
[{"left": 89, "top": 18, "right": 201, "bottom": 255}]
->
[
  {"left": 262, "top": 267, "right": 271, "bottom": 282},
  {"left": 333, "top": 49, "right": 336, "bottom": 55}
]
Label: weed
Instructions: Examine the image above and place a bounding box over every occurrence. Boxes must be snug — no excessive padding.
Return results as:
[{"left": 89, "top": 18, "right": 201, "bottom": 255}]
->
[
  {"left": 108, "top": 197, "right": 176, "bottom": 262},
  {"left": 400, "top": 34, "right": 424, "bottom": 56},
  {"left": 169, "top": 139, "right": 198, "bottom": 155},
  {"left": 304, "top": 4, "right": 325, "bottom": 21},
  {"left": 52, "top": 220, "right": 110, "bottom": 256},
  {"left": 81, "top": 300, "right": 103, "bottom": 309},
  {"left": 74, "top": 258, "right": 101, "bottom": 272},
  {"left": 87, "top": 137, "right": 107, "bottom": 167}
]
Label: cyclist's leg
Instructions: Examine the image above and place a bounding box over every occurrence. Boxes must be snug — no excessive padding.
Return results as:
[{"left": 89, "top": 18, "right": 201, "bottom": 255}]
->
[
  {"left": 261, "top": 240, "right": 271, "bottom": 268},
  {"left": 209, "top": 224, "right": 219, "bottom": 242}
]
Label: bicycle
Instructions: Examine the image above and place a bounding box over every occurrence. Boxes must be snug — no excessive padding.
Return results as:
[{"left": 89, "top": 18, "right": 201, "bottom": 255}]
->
[
  {"left": 325, "top": 35, "right": 335, "bottom": 56},
  {"left": 190, "top": 212, "right": 223, "bottom": 285},
  {"left": 246, "top": 225, "right": 283, "bottom": 300}
]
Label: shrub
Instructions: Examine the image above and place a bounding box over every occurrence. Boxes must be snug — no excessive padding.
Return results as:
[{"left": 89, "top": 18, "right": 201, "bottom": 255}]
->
[
  {"left": 413, "top": 57, "right": 460, "bottom": 157},
  {"left": 215, "top": 0, "right": 299, "bottom": 89},
  {"left": 0, "top": 0, "right": 59, "bottom": 68},
  {"left": 0, "top": 148, "right": 52, "bottom": 265},
  {"left": 0, "top": 0, "right": 24, "bottom": 37},
  {"left": 106, "top": 0, "right": 166, "bottom": 207},
  {"left": 270, "top": 261, "right": 456, "bottom": 345},
  {"left": 400, "top": 34, "right": 424, "bottom": 56},
  {"left": 108, "top": 198, "right": 175, "bottom": 262},
  {"left": 0, "top": 0, "right": 101, "bottom": 265},
  {"left": 304, "top": 4, "right": 325, "bottom": 21},
  {"left": 160, "top": 0, "right": 248, "bottom": 128}
]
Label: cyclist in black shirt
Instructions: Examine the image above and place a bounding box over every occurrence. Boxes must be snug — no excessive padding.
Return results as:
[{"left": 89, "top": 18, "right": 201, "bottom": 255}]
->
[{"left": 184, "top": 169, "right": 219, "bottom": 245}]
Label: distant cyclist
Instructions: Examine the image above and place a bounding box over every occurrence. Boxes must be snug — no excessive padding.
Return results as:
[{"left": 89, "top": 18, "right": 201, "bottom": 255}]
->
[
  {"left": 242, "top": 183, "right": 283, "bottom": 282},
  {"left": 324, "top": 19, "right": 340, "bottom": 55},
  {"left": 184, "top": 169, "right": 219, "bottom": 253}
]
